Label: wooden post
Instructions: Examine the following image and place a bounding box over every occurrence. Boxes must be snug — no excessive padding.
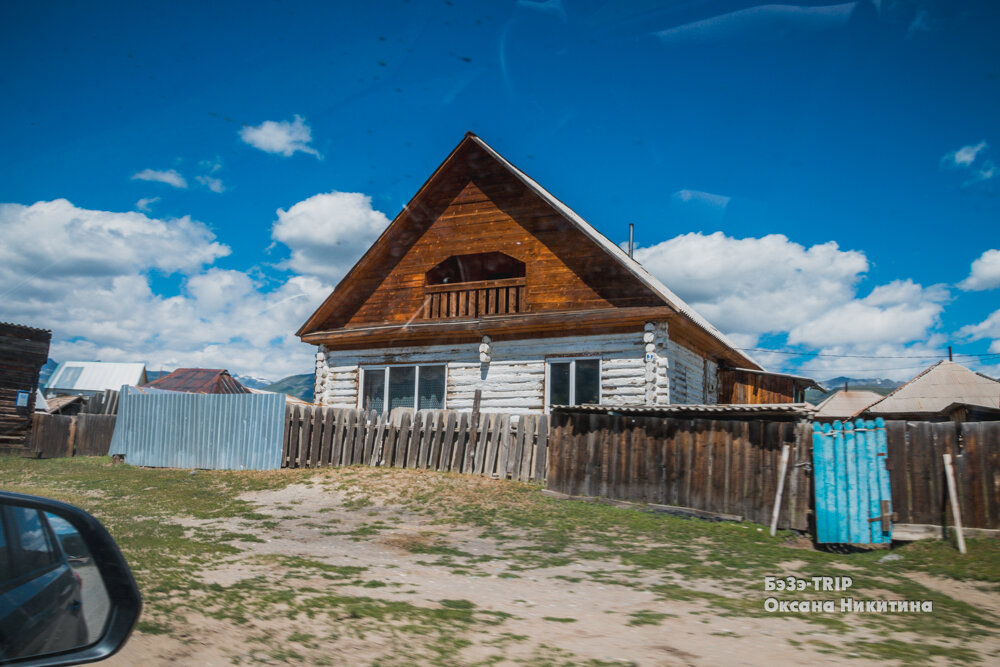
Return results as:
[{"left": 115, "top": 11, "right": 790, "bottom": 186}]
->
[
  {"left": 769, "top": 444, "right": 791, "bottom": 536},
  {"left": 943, "top": 453, "right": 966, "bottom": 554},
  {"left": 66, "top": 416, "right": 78, "bottom": 458}
]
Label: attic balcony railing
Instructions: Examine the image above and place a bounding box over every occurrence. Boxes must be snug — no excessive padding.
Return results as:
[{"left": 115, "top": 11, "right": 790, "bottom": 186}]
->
[{"left": 422, "top": 277, "right": 527, "bottom": 319}]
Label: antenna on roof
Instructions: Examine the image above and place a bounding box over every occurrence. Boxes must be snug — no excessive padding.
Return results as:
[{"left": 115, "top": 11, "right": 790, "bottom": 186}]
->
[{"left": 628, "top": 223, "right": 634, "bottom": 259}]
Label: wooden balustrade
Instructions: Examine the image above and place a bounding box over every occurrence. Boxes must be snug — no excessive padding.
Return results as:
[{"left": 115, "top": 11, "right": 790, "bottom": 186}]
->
[{"left": 422, "top": 277, "right": 526, "bottom": 319}]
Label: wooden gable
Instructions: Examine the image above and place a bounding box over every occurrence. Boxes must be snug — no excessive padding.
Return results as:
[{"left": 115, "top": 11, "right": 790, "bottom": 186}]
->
[
  {"left": 297, "top": 133, "right": 759, "bottom": 370},
  {"left": 299, "top": 134, "right": 665, "bottom": 336}
]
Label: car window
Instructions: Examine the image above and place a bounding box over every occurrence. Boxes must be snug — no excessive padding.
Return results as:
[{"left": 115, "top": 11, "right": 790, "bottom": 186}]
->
[
  {"left": 8, "top": 507, "right": 58, "bottom": 577},
  {"left": 0, "top": 511, "right": 11, "bottom": 582}
]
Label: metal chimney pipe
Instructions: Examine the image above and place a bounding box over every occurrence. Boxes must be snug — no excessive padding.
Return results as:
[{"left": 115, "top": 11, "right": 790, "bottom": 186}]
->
[{"left": 628, "top": 223, "right": 634, "bottom": 259}]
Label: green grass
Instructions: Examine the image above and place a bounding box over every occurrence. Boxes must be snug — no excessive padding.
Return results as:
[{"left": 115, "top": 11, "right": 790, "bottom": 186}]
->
[{"left": 3, "top": 456, "right": 998, "bottom": 666}]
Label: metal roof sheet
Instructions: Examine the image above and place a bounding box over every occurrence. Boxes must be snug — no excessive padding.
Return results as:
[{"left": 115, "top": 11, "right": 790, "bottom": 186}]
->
[
  {"left": 860, "top": 361, "right": 1000, "bottom": 417},
  {"left": 814, "top": 390, "right": 883, "bottom": 419},
  {"left": 46, "top": 361, "right": 146, "bottom": 393},
  {"left": 552, "top": 403, "right": 816, "bottom": 418}
]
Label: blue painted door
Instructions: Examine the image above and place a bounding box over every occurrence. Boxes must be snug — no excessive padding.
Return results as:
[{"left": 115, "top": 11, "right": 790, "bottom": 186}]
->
[{"left": 812, "top": 418, "right": 892, "bottom": 544}]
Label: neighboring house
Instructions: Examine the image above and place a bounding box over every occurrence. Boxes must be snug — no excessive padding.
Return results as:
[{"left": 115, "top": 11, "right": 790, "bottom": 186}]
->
[
  {"left": 857, "top": 361, "right": 1000, "bottom": 422},
  {"left": 298, "top": 133, "right": 804, "bottom": 415},
  {"left": 45, "top": 361, "right": 147, "bottom": 398},
  {"left": 0, "top": 322, "right": 51, "bottom": 450},
  {"left": 814, "top": 389, "right": 883, "bottom": 421},
  {"left": 142, "top": 368, "right": 250, "bottom": 394}
]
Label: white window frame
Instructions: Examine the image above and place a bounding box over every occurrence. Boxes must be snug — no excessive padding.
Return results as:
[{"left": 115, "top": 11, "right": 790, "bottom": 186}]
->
[
  {"left": 544, "top": 357, "right": 602, "bottom": 413},
  {"left": 358, "top": 363, "right": 448, "bottom": 412}
]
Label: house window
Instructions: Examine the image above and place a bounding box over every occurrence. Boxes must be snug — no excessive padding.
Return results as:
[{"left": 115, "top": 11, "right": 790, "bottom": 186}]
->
[
  {"left": 546, "top": 358, "right": 601, "bottom": 409},
  {"left": 360, "top": 365, "right": 446, "bottom": 414}
]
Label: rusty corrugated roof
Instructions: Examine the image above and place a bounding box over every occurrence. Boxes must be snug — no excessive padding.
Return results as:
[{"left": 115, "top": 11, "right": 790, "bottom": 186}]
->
[{"left": 143, "top": 368, "right": 250, "bottom": 394}]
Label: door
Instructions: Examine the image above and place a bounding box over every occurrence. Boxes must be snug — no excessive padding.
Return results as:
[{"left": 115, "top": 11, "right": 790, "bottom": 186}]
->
[{"left": 812, "top": 418, "right": 892, "bottom": 544}]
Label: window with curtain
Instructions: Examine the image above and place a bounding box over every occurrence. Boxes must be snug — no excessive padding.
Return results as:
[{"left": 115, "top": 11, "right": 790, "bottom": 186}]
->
[{"left": 360, "top": 365, "right": 446, "bottom": 414}]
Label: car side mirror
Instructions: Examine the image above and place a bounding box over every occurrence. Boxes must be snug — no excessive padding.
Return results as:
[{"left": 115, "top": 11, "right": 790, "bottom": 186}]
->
[{"left": 0, "top": 491, "right": 141, "bottom": 666}]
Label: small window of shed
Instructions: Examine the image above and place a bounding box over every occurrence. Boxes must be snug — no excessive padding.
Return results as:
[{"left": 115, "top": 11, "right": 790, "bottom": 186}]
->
[{"left": 426, "top": 252, "right": 525, "bottom": 285}]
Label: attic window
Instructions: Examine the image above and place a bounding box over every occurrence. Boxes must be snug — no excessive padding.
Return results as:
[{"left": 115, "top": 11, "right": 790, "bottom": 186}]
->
[{"left": 426, "top": 252, "right": 525, "bottom": 285}]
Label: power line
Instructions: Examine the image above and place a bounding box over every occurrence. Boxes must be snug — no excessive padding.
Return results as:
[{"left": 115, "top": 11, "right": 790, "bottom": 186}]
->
[{"left": 740, "top": 348, "right": 1000, "bottom": 360}]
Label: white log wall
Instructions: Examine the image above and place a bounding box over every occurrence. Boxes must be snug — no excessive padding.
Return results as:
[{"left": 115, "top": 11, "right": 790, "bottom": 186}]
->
[
  {"left": 666, "top": 339, "right": 719, "bottom": 404},
  {"left": 313, "top": 321, "right": 715, "bottom": 413}
]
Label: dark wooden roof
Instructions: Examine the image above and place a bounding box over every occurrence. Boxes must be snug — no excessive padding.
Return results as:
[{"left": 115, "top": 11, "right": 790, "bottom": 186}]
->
[
  {"left": 296, "top": 133, "right": 758, "bottom": 369},
  {"left": 143, "top": 368, "right": 249, "bottom": 394}
]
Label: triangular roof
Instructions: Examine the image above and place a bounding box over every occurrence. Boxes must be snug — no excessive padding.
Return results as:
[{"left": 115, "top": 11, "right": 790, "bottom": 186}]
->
[
  {"left": 859, "top": 361, "right": 1000, "bottom": 417},
  {"left": 297, "top": 132, "right": 758, "bottom": 369},
  {"left": 815, "top": 390, "right": 883, "bottom": 419},
  {"left": 46, "top": 361, "right": 147, "bottom": 393},
  {"left": 143, "top": 368, "right": 249, "bottom": 394}
]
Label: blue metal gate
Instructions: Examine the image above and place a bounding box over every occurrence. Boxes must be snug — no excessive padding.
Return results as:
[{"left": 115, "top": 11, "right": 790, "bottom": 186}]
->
[{"left": 812, "top": 418, "right": 892, "bottom": 544}]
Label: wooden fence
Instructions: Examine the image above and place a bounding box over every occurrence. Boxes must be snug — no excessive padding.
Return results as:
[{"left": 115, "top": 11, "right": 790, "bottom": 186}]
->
[
  {"left": 28, "top": 413, "right": 117, "bottom": 458},
  {"left": 282, "top": 405, "right": 549, "bottom": 482},
  {"left": 886, "top": 420, "right": 1000, "bottom": 530},
  {"left": 546, "top": 413, "right": 812, "bottom": 531}
]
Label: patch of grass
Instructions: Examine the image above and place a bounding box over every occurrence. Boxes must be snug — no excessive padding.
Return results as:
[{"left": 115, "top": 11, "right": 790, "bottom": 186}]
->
[
  {"left": 626, "top": 610, "right": 672, "bottom": 626},
  {"left": 542, "top": 616, "right": 577, "bottom": 623},
  {"left": 850, "top": 639, "right": 980, "bottom": 664}
]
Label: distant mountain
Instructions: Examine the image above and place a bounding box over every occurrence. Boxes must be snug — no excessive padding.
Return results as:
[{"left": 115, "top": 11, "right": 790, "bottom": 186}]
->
[
  {"left": 821, "top": 376, "right": 904, "bottom": 390},
  {"left": 145, "top": 369, "right": 172, "bottom": 382},
  {"left": 805, "top": 376, "right": 905, "bottom": 405},
  {"left": 263, "top": 373, "right": 314, "bottom": 402},
  {"left": 233, "top": 374, "right": 274, "bottom": 390}
]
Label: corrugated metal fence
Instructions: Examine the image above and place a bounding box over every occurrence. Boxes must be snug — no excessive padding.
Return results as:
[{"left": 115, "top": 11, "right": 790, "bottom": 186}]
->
[{"left": 110, "top": 391, "right": 285, "bottom": 470}]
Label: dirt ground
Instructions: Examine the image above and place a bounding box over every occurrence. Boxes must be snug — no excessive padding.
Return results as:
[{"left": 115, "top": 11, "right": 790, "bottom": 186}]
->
[{"left": 100, "top": 474, "right": 1000, "bottom": 667}]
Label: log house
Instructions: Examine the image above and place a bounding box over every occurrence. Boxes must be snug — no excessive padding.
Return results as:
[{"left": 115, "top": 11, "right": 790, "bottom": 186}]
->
[{"left": 298, "top": 133, "right": 794, "bottom": 414}]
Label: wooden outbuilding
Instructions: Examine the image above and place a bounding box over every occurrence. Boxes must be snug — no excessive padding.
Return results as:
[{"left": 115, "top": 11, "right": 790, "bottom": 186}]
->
[
  {"left": 298, "top": 133, "right": 807, "bottom": 414},
  {"left": 0, "top": 322, "right": 52, "bottom": 452}
]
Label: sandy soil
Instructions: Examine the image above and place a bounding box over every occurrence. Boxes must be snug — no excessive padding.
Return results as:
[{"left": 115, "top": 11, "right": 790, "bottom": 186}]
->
[{"left": 103, "top": 480, "right": 1000, "bottom": 666}]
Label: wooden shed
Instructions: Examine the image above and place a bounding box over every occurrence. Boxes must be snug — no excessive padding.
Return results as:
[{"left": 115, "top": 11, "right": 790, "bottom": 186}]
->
[
  {"left": 0, "top": 322, "right": 52, "bottom": 452},
  {"left": 718, "top": 367, "right": 821, "bottom": 405}
]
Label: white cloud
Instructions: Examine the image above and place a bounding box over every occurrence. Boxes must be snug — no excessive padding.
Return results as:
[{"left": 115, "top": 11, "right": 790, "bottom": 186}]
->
[
  {"left": 240, "top": 115, "right": 321, "bottom": 158},
  {"left": 672, "top": 189, "right": 731, "bottom": 209},
  {"left": 633, "top": 232, "right": 868, "bottom": 336},
  {"left": 780, "top": 339, "right": 953, "bottom": 383},
  {"left": 196, "top": 175, "right": 226, "bottom": 193},
  {"left": 959, "top": 249, "right": 1000, "bottom": 291},
  {"left": 0, "top": 199, "right": 228, "bottom": 278},
  {"left": 942, "top": 140, "right": 988, "bottom": 168},
  {"left": 132, "top": 168, "right": 187, "bottom": 189},
  {"left": 135, "top": 197, "right": 160, "bottom": 213},
  {"left": 787, "top": 280, "right": 948, "bottom": 347},
  {"left": 633, "top": 232, "right": 952, "bottom": 378},
  {"left": 941, "top": 140, "right": 997, "bottom": 193},
  {"left": 654, "top": 2, "right": 857, "bottom": 45},
  {"left": 271, "top": 191, "right": 390, "bottom": 282},
  {"left": 0, "top": 199, "right": 324, "bottom": 379},
  {"left": 960, "top": 309, "right": 1000, "bottom": 354}
]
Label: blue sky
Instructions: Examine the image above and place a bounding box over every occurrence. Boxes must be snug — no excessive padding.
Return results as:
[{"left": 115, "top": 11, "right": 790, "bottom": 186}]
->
[{"left": 2, "top": 0, "right": 998, "bottom": 381}]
